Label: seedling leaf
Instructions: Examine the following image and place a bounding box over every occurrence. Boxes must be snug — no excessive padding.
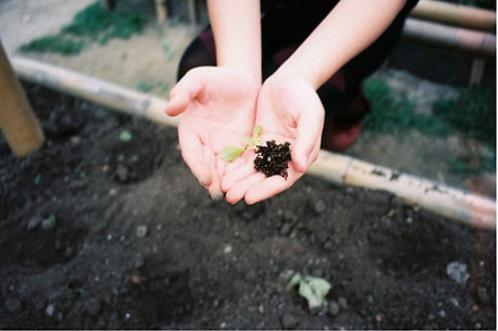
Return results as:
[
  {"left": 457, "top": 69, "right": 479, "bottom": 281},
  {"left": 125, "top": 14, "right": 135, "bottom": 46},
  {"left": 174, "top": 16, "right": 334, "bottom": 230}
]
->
[
  {"left": 253, "top": 125, "right": 262, "bottom": 139},
  {"left": 221, "top": 146, "right": 245, "bottom": 162},
  {"left": 243, "top": 136, "right": 254, "bottom": 146},
  {"left": 287, "top": 273, "right": 332, "bottom": 309},
  {"left": 287, "top": 273, "right": 303, "bottom": 289},
  {"left": 120, "top": 130, "right": 133, "bottom": 142}
]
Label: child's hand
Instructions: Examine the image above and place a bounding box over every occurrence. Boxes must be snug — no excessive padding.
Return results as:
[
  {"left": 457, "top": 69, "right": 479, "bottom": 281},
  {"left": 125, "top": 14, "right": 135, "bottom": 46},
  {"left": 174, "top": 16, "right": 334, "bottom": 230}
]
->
[
  {"left": 165, "top": 66, "right": 259, "bottom": 199},
  {"left": 221, "top": 75, "right": 324, "bottom": 204}
]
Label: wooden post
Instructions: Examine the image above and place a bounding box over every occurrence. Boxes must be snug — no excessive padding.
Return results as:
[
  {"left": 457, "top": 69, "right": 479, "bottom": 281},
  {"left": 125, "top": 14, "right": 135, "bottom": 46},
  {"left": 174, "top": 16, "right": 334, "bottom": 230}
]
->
[
  {"left": 0, "top": 42, "right": 44, "bottom": 157},
  {"left": 188, "top": 0, "right": 197, "bottom": 25},
  {"left": 155, "top": 0, "right": 168, "bottom": 24},
  {"left": 100, "top": 0, "right": 116, "bottom": 11},
  {"left": 469, "top": 58, "right": 486, "bottom": 86}
]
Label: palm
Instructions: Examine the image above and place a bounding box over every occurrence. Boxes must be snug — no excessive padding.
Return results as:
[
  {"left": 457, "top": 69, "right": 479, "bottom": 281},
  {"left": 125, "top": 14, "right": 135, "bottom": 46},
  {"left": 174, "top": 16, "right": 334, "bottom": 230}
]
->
[
  {"left": 221, "top": 75, "right": 324, "bottom": 204},
  {"left": 166, "top": 67, "right": 258, "bottom": 198}
]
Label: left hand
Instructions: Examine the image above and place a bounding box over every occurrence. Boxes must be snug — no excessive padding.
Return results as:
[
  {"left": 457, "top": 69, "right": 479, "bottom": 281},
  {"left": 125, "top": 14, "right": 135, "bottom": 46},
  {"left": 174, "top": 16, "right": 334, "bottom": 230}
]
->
[{"left": 221, "top": 75, "right": 325, "bottom": 204}]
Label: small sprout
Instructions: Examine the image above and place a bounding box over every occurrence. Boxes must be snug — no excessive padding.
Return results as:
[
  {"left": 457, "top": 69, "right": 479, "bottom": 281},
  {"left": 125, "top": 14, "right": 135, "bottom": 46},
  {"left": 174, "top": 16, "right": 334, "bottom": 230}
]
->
[
  {"left": 221, "top": 146, "right": 245, "bottom": 162},
  {"left": 221, "top": 125, "right": 263, "bottom": 162},
  {"left": 34, "top": 174, "right": 42, "bottom": 186},
  {"left": 119, "top": 130, "right": 133, "bottom": 142},
  {"left": 288, "top": 273, "right": 332, "bottom": 310}
]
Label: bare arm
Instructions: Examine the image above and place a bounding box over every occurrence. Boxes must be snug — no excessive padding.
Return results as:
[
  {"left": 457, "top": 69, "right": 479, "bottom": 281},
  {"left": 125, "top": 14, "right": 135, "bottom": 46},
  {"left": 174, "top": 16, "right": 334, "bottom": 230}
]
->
[
  {"left": 207, "top": 0, "right": 262, "bottom": 84},
  {"left": 274, "top": 0, "right": 406, "bottom": 88}
]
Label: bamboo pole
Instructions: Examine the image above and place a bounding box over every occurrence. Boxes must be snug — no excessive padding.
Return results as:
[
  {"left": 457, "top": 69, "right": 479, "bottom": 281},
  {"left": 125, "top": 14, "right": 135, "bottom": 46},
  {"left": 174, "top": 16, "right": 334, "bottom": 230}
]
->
[
  {"left": 411, "top": 0, "right": 496, "bottom": 32},
  {"left": 307, "top": 152, "right": 495, "bottom": 230},
  {"left": 10, "top": 56, "right": 496, "bottom": 230},
  {"left": 0, "top": 43, "right": 44, "bottom": 157},
  {"left": 11, "top": 57, "right": 178, "bottom": 128},
  {"left": 402, "top": 18, "right": 496, "bottom": 57}
]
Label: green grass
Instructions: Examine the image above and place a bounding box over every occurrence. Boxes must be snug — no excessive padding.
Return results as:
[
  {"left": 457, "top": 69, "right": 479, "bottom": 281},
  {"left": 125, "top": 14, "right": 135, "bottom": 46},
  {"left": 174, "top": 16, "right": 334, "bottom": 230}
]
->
[
  {"left": 19, "top": 2, "right": 144, "bottom": 55},
  {"left": 362, "top": 78, "right": 452, "bottom": 137},
  {"left": 363, "top": 78, "right": 496, "bottom": 176},
  {"left": 19, "top": 36, "right": 84, "bottom": 55},
  {"left": 433, "top": 86, "right": 496, "bottom": 147}
]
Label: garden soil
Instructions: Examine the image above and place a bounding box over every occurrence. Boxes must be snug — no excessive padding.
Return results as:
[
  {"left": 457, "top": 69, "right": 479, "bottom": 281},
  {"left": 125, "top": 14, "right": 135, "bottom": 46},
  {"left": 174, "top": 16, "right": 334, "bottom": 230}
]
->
[{"left": 0, "top": 84, "right": 495, "bottom": 329}]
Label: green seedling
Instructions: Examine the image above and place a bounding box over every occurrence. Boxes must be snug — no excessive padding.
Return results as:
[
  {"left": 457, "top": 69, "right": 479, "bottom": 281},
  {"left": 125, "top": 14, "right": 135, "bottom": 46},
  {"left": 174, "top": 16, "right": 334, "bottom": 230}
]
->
[
  {"left": 119, "top": 130, "right": 133, "bottom": 142},
  {"left": 288, "top": 273, "right": 332, "bottom": 310},
  {"left": 221, "top": 125, "right": 262, "bottom": 162}
]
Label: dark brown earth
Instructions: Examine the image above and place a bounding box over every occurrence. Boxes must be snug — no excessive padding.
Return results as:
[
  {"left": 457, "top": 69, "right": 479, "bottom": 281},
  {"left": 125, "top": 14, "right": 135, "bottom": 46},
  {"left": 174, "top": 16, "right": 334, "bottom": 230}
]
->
[
  {"left": 254, "top": 140, "right": 292, "bottom": 179},
  {"left": 0, "top": 83, "right": 495, "bottom": 329}
]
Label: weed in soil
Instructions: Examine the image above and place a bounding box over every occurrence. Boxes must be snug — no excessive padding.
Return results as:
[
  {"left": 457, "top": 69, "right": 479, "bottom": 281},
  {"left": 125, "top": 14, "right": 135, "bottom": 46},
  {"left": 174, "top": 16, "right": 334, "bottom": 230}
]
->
[{"left": 254, "top": 140, "right": 292, "bottom": 179}]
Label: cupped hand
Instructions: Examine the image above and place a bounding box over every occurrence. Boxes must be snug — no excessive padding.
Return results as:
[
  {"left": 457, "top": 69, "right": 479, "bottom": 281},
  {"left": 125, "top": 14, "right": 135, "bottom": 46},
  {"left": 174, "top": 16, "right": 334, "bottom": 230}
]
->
[
  {"left": 165, "top": 66, "right": 259, "bottom": 199},
  {"left": 221, "top": 75, "right": 325, "bottom": 204}
]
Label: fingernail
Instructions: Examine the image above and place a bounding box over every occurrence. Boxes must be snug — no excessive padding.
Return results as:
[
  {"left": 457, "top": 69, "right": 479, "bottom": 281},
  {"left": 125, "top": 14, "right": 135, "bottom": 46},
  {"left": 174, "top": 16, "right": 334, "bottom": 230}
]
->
[{"left": 208, "top": 188, "right": 224, "bottom": 201}]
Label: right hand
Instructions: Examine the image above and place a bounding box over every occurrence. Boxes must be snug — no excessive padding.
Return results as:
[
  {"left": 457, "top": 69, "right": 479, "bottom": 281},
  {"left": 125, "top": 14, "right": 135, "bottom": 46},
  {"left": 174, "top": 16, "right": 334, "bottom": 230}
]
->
[{"left": 165, "top": 66, "right": 260, "bottom": 199}]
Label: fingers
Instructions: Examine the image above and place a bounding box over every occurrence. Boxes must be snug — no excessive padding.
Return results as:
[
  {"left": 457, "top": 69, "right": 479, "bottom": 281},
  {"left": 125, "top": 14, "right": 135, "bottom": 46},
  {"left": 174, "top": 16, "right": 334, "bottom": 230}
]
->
[
  {"left": 245, "top": 167, "right": 301, "bottom": 205},
  {"left": 204, "top": 148, "right": 224, "bottom": 200},
  {"left": 165, "top": 71, "right": 205, "bottom": 116},
  {"left": 221, "top": 154, "right": 256, "bottom": 192},
  {"left": 225, "top": 172, "right": 266, "bottom": 205},
  {"left": 178, "top": 125, "right": 212, "bottom": 187},
  {"left": 292, "top": 99, "right": 324, "bottom": 172}
]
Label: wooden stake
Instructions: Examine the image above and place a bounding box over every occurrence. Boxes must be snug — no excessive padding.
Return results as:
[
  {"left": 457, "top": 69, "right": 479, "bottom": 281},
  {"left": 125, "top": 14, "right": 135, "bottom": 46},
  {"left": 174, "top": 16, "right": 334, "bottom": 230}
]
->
[
  {"left": 188, "top": 0, "right": 198, "bottom": 25},
  {"left": 155, "top": 0, "right": 168, "bottom": 24},
  {"left": 0, "top": 42, "right": 44, "bottom": 157},
  {"left": 10, "top": 56, "right": 495, "bottom": 229},
  {"left": 100, "top": 0, "right": 116, "bottom": 11},
  {"left": 469, "top": 58, "right": 486, "bottom": 86}
]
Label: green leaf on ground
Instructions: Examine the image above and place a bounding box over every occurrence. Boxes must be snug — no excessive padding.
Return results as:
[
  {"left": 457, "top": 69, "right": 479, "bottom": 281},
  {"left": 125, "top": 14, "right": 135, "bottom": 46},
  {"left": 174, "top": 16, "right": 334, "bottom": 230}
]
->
[
  {"left": 119, "top": 130, "right": 133, "bottom": 142},
  {"left": 288, "top": 273, "right": 332, "bottom": 309}
]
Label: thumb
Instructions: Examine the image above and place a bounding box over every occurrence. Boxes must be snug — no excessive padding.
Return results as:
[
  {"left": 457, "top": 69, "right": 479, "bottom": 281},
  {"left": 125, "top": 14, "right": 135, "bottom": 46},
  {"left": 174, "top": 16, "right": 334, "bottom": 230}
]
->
[{"left": 165, "top": 70, "right": 205, "bottom": 116}]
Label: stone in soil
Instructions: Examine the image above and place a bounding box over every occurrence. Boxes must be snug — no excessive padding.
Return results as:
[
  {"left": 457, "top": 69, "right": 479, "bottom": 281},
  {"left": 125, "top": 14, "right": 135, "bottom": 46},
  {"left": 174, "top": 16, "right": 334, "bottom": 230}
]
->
[
  {"left": 41, "top": 215, "right": 56, "bottom": 231},
  {"left": 328, "top": 300, "right": 340, "bottom": 317},
  {"left": 281, "top": 313, "right": 299, "bottom": 329},
  {"left": 27, "top": 217, "right": 42, "bottom": 231},
  {"left": 314, "top": 200, "right": 327, "bottom": 214},
  {"left": 136, "top": 225, "right": 148, "bottom": 238},
  {"left": 446, "top": 262, "right": 469, "bottom": 285},
  {"left": 4, "top": 298, "right": 22, "bottom": 313},
  {"left": 338, "top": 297, "right": 348, "bottom": 309},
  {"left": 46, "top": 304, "right": 55, "bottom": 317},
  {"left": 116, "top": 164, "right": 129, "bottom": 183}
]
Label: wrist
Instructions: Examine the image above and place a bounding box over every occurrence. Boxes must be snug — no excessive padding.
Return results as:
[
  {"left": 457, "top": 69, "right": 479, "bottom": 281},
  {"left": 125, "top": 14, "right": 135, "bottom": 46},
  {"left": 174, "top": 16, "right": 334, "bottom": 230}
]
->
[{"left": 218, "top": 62, "right": 262, "bottom": 87}]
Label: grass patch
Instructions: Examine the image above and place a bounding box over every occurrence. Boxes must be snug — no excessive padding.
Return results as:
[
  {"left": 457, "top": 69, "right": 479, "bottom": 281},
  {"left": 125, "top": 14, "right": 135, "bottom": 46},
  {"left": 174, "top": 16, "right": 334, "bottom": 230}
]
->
[
  {"left": 19, "top": 36, "right": 84, "bottom": 55},
  {"left": 19, "top": 2, "right": 144, "bottom": 55},
  {"left": 433, "top": 86, "right": 496, "bottom": 147},
  {"left": 362, "top": 78, "right": 452, "bottom": 137}
]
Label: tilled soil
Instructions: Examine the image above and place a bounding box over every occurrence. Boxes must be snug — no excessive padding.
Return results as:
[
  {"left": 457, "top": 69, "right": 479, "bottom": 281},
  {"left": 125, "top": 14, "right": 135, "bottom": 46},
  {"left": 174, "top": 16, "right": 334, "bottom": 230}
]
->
[{"left": 0, "top": 83, "right": 495, "bottom": 329}]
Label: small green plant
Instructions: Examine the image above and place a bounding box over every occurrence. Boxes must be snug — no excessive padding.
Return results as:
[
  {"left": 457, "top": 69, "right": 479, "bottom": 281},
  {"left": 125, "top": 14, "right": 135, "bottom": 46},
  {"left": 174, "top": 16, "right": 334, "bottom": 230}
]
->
[
  {"left": 19, "top": 2, "right": 144, "bottom": 55},
  {"left": 288, "top": 273, "right": 332, "bottom": 310},
  {"left": 119, "top": 130, "right": 133, "bottom": 142},
  {"left": 221, "top": 125, "right": 262, "bottom": 162}
]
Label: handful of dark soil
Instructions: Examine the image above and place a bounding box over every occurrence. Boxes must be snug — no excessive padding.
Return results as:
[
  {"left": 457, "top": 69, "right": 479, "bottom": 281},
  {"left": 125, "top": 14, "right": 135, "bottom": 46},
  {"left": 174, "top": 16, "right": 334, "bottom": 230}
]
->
[{"left": 254, "top": 140, "right": 292, "bottom": 179}]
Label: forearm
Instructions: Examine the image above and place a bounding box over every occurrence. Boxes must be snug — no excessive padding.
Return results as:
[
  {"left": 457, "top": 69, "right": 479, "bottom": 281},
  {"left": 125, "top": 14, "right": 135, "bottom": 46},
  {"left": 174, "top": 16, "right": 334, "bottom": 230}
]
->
[
  {"left": 274, "top": 0, "right": 406, "bottom": 89},
  {"left": 207, "top": 0, "right": 262, "bottom": 84}
]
